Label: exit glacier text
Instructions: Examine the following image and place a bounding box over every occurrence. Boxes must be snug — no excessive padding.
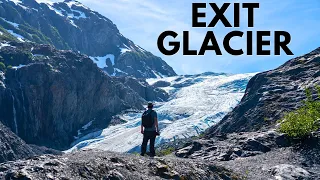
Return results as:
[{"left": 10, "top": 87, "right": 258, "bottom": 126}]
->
[{"left": 157, "top": 3, "right": 294, "bottom": 56}]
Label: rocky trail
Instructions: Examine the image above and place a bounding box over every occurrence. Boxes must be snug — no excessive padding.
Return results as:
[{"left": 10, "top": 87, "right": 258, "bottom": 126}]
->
[
  {"left": 174, "top": 130, "right": 320, "bottom": 179},
  {"left": 0, "top": 150, "right": 240, "bottom": 180}
]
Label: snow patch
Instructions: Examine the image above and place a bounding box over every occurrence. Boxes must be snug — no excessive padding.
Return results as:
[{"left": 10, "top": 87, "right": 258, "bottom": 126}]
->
[
  {"left": 1, "top": 18, "right": 19, "bottom": 28},
  {"left": 114, "top": 68, "right": 127, "bottom": 74},
  {"left": 120, "top": 48, "right": 131, "bottom": 54},
  {"left": 69, "top": 20, "right": 78, "bottom": 28},
  {"left": 76, "top": 120, "right": 93, "bottom": 137},
  {"left": 12, "top": 64, "right": 26, "bottom": 69},
  {"left": 82, "top": 120, "right": 93, "bottom": 130},
  {"left": 7, "top": 30, "right": 24, "bottom": 42},
  {"left": 89, "top": 54, "right": 115, "bottom": 69},
  {"left": 65, "top": 0, "right": 90, "bottom": 10},
  {"left": 46, "top": 4, "right": 64, "bottom": 16},
  {"left": 7, "top": 0, "right": 22, "bottom": 5},
  {"left": 0, "top": 42, "right": 13, "bottom": 49},
  {"left": 152, "top": 70, "right": 162, "bottom": 78}
]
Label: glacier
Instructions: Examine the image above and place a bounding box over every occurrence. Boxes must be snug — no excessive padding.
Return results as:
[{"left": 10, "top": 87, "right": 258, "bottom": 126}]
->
[{"left": 67, "top": 72, "right": 256, "bottom": 153}]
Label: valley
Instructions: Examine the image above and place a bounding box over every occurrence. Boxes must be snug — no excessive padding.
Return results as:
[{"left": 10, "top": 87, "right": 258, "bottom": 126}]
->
[
  {"left": 0, "top": 0, "right": 319, "bottom": 180},
  {"left": 68, "top": 72, "right": 255, "bottom": 153}
]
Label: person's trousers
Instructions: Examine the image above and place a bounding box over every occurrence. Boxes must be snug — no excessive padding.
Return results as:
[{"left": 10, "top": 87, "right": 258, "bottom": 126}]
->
[{"left": 141, "top": 131, "right": 156, "bottom": 156}]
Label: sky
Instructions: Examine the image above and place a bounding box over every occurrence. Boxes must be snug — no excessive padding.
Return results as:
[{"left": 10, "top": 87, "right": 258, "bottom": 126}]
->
[{"left": 40, "top": 0, "right": 320, "bottom": 75}]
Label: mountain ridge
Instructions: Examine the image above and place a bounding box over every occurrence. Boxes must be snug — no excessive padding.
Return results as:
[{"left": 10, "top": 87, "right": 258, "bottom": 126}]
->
[
  {"left": 0, "top": 40, "right": 169, "bottom": 149},
  {"left": 0, "top": 0, "right": 176, "bottom": 78}
]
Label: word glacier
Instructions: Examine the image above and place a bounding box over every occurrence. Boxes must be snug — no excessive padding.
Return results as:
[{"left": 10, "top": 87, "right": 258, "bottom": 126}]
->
[{"left": 157, "top": 3, "right": 294, "bottom": 56}]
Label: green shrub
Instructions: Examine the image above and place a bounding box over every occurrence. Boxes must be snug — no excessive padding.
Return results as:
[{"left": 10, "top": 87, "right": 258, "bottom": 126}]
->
[
  {"left": 157, "top": 147, "right": 175, "bottom": 156},
  {"left": 0, "top": 62, "right": 5, "bottom": 71},
  {"left": 278, "top": 87, "right": 320, "bottom": 138}
]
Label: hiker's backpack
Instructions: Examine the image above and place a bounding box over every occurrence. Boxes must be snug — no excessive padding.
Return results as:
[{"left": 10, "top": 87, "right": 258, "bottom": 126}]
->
[{"left": 142, "top": 110, "right": 154, "bottom": 128}]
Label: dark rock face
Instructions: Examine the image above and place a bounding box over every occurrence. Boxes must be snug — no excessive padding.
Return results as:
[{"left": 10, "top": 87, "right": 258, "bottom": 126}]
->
[
  {"left": 206, "top": 48, "right": 320, "bottom": 135},
  {"left": 0, "top": 41, "right": 147, "bottom": 149},
  {"left": 0, "top": 121, "right": 61, "bottom": 163},
  {"left": 174, "top": 130, "right": 320, "bottom": 179},
  {"left": 0, "top": 150, "right": 240, "bottom": 180},
  {"left": 0, "top": 0, "right": 176, "bottom": 78},
  {"left": 0, "top": 121, "right": 36, "bottom": 163},
  {"left": 175, "top": 131, "right": 289, "bottom": 161},
  {"left": 115, "top": 77, "right": 169, "bottom": 102},
  {"left": 152, "top": 80, "right": 171, "bottom": 88}
]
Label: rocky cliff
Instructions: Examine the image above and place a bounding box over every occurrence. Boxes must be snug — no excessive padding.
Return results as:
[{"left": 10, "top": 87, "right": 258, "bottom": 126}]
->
[
  {"left": 0, "top": 39, "right": 165, "bottom": 149},
  {"left": 170, "top": 48, "right": 320, "bottom": 179},
  {"left": 207, "top": 48, "right": 320, "bottom": 135},
  {"left": 0, "top": 0, "right": 176, "bottom": 78},
  {"left": 0, "top": 120, "right": 36, "bottom": 163},
  {"left": 0, "top": 121, "right": 61, "bottom": 163}
]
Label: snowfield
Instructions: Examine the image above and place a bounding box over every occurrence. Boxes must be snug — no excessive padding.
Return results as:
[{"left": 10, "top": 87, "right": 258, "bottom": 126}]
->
[{"left": 67, "top": 72, "right": 256, "bottom": 153}]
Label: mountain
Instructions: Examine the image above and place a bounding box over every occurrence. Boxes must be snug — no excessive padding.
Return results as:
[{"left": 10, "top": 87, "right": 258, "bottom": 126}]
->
[
  {"left": 171, "top": 48, "right": 320, "bottom": 179},
  {"left": 0, "top": 40, "right": 169, "bottom": 150},
  {"left": 0, "top": 0, "right": 176, "bottom": 78},
  {"left": 207, "top": 47, "right": 320, "bottom": 136},
  {"left": 67, "top": 72, "right": 255, "bottom": 153}
]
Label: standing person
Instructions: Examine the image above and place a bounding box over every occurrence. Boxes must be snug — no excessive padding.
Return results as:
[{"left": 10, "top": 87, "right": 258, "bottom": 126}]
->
[{"left": 140, "top": 102, "right": 159, "bottom": 157}]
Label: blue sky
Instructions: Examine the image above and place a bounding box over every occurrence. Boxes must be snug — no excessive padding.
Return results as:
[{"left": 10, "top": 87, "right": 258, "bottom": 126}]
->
[{"left": 44, "top": 0, "right": 320, "bottom": 75}]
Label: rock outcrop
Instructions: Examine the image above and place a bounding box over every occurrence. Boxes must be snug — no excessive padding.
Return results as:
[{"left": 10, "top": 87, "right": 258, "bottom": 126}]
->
[
  {"left": 207, "top": 48, "right": 320, "bottom": 135},
  {"left": 0, "top": 121, "right": 61, "bottom": 163},
  {"left": 0, "top": 121, "right": 36, "bottom": 163},
  {"left": 175, "top": 130, "right": 289, "bottom": 161},
  {"left": 116, "top": 76, "right": 169, "bottom": 102},
  {"left": 0, "top": 0, "right": 176, "bottom": 78},
  {"left": 0, "top": 40, "right": 151, "bottom": 149},
  {"left": 170, "top": 48, "right": 320, "bottom": 179},
  {"left": 0, "top": 150, "right": 240, "bottom": 180}
]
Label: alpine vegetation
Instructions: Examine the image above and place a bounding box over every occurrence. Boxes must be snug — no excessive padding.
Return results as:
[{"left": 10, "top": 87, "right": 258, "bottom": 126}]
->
[{"left": 278, "top": 87, "right": 320, "bottom": 138}]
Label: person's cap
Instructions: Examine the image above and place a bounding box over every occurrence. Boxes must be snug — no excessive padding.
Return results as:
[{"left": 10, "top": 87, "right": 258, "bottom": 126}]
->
[{"left": 147, "top": 102, "right": 154, "bottom": 108}]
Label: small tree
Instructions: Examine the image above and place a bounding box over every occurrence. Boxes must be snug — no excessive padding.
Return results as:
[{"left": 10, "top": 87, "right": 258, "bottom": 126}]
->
[
  {"left": 0, "top": 62, "right": 5, "bottom": 71},
  {"left": 278, "top": 87, "right": 320, "bottom": 138}
]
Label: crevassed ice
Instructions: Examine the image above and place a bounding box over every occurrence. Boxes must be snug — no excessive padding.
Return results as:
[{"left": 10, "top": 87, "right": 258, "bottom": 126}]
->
[{"left": 67, "top": 73, "right": 256, "bottom": 153}]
